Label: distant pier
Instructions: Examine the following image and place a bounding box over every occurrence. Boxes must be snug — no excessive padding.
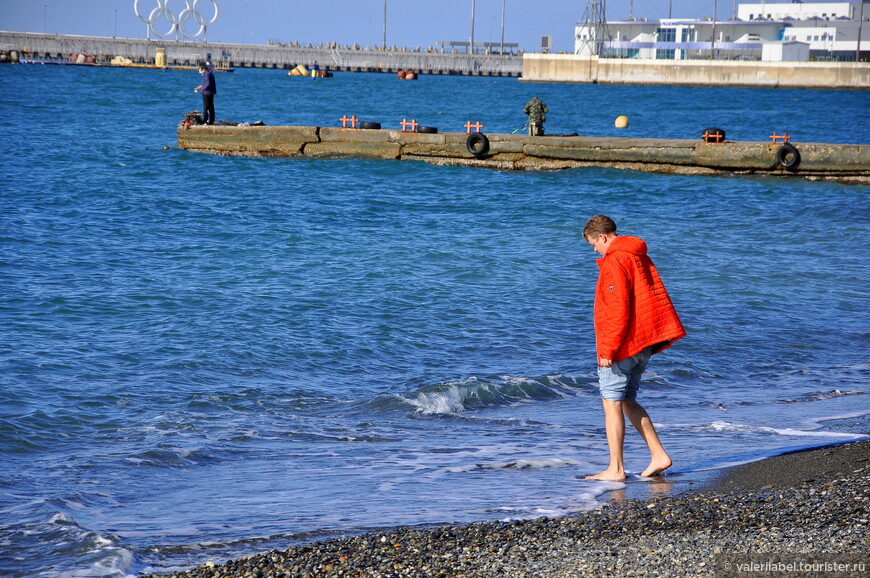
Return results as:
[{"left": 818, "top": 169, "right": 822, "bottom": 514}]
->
[
  {"left": 522, "top": 53, "right": 870, "bottom": 90},
  {"left": 177, "top": 123, "right": 870, "bottom": 184},
  {"left": 0, "top": 31, "right": 522, "bottom": 76}
]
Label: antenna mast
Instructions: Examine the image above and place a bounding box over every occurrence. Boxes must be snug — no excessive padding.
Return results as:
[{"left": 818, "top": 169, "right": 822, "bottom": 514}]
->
[{"left": 578, "top": 0, "right": 610, "bottom": 56}]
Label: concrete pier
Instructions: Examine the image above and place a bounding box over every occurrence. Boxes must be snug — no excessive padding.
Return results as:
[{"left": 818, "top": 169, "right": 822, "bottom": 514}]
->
[
  {"left": 521, "top": 53, "right": 870, "bottom": 90},
  {"left": 0, "top": 31, "right": 522, "bottom": 76},
  {"left": 177, "top": 124, "right": 870, "bottom": 184}
]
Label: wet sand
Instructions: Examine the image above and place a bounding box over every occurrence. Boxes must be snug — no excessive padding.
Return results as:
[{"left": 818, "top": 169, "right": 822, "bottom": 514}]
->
[{"left": 147, "top": 438, "right": 869, "bottom": 577}]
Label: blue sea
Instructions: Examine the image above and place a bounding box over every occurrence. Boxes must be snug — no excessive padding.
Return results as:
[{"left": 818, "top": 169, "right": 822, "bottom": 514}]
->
[{"left": 1, "top": 64, "right": 868, "bottom": 577}]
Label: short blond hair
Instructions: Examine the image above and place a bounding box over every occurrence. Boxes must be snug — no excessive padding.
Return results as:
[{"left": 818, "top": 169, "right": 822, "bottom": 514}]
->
[{"left": 582, "top": 215, "right": 617, "bottom": 239}]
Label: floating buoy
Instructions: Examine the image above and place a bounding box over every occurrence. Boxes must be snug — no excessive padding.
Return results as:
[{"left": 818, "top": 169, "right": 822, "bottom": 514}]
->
[{"left": 615, "top": 115, "right": 629, "bottom": 128}]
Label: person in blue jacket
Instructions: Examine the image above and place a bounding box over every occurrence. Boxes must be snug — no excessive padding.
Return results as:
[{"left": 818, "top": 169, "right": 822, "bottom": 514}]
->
[{"left": 194, "top": 63, "right": 216, "bottom": 125}]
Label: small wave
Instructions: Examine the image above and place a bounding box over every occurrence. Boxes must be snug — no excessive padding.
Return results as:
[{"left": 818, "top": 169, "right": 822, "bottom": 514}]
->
[
  {"left": 4, "top": 510, "right": 135, "bottom": 578},
  {"left": 381, "top": 374, "right": 582, "bottom": 416},
  {"left": 687, "top": 420, "right": 865, "bottom": 438},
  {"left": 446, "top": 457, "right": 583, "bottom": 473},
  {"left": 801, "top": 409, "right": 870, "bottom": 432},
  {"left": 684, "top": 435, "right": 869, "bottom": 472},
  {"left": 468, "top": 479, "right": 623, "bottom": 520},
  {"left": 777, "top": 388, "right": 867, "bottom": 404},
  {"left": 123, "top": 445, "right": 218, "bottom": 468}
]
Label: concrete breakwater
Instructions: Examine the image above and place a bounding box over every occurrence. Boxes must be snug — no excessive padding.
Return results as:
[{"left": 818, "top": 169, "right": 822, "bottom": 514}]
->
[
  {"left": 521, "top": 54, "right": 870, "bottom": 90},
  {"left": 0, "top": 31, "right": 521, "bottom": 76},
  {"left": 177, "top": 124, "right": 870, "bottom": 184}
]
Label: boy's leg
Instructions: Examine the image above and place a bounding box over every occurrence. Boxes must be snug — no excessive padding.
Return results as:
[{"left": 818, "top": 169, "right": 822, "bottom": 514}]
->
[
  {"left": 587, "top": 347, "right": 668, "bottom": 480},
  {"left": 623, "top": 400, "right": 672, "bottom": 477},
  {"left": 586, "top": 357, "right": 634, "bottom": 481},
  {"left": 585, "top": 399, "right": 628, "bottom": 481}
]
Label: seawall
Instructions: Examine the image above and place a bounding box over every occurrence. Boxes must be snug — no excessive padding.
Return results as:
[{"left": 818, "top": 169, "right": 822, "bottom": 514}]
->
[
  {"left": 176, "top": 124, "right": 870, "bottom": 184},
  {"left": 0, "top": 31, "right": 521, "bottom": 76},
  {"left": 521, "top": 53, "right": 870, "bottom": 90}
]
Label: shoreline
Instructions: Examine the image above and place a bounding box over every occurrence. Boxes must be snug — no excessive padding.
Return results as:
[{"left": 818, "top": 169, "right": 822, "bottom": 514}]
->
[{"left": 146, "top": 438, "right": 869, "bottom": 577}]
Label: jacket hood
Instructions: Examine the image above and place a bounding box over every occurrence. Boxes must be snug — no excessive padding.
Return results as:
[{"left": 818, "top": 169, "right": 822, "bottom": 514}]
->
[{"left": 606, "top": 235, "right": 647, "bottom": 257}]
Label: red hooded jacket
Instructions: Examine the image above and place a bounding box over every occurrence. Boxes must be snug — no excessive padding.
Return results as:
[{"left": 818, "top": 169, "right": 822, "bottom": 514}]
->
[{"left": 594, "top": 235, "right": 685, "bottom": 363}]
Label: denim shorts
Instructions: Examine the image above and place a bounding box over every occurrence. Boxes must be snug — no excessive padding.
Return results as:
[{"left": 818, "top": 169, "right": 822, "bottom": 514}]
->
[{"left": 597, "top": 346, "right": 653, "bottom": 401}]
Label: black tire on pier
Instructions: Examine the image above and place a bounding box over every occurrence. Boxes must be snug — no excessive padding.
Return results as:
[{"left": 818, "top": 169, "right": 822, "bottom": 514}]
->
[
  {"left": 776, "top": 143, "right": 801, "bottom": 170},
  {"left": 466, "top": 133, "right": 490, "bottom": 157}
]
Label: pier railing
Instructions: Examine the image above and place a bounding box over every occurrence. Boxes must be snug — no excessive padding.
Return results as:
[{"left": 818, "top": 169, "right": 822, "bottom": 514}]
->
[{"left": 0, "top": 31, "right": 523, "bottom": 76}]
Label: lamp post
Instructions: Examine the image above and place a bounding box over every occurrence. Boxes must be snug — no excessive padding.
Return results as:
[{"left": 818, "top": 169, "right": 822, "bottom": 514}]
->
[
  {"left": 470, "top": 0, "right": 476, "bottom": 54},
  {"left": 711, "top": 0, "right": 718, "bottom": 59},
  {"left": 500, "top": 0, "right": 505, "bottom": 54}
]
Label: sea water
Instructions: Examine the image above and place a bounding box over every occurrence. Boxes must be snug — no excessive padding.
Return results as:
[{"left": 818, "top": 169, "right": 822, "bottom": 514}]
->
[{"left": 0, "top": 65, "right": 868, "bottom": 577}]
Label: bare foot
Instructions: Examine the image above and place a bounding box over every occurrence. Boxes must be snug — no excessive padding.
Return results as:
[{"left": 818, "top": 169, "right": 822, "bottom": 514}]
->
[
  {"left": 640, "top": 456, "right": 672, "bottom": 478},
  {"left": 584, "top": 469, "right": 626, "bottom": 482}
]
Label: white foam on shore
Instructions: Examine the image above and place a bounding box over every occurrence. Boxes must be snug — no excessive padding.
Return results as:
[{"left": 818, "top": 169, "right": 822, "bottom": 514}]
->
[
  {"left": 470, "top": 479, "right": 625, "bottom": 521},
  {"left": 669, "top": 419, "right": 867, "bottom": 438},
  {"left": 37, "top": 512, "right": 136, "bottom": 578},
  {"left": 684, "top": 434, "right": 869, "bottom": 472}
]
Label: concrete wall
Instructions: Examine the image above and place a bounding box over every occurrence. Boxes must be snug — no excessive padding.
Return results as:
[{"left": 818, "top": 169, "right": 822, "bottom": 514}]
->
[
  {"left": 177, "top": 124, "right": 870, "bottom": 184},
  {"left": 0, "top": 31, "right": 522, "bottom": 76},
  {"left": 522, "top": 53, "right": 870, "bottom": 89}
]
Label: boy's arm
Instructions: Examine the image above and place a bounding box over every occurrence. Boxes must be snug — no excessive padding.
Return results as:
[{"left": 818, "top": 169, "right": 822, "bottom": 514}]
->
[{"left": 596, "top": 260, "right": 631, "bottom": 365}]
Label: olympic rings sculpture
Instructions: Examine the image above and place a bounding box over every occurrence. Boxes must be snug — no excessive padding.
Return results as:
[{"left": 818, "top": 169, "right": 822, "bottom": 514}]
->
[{"left": 134, "top": 0, "right": 220, "bottom": 40}]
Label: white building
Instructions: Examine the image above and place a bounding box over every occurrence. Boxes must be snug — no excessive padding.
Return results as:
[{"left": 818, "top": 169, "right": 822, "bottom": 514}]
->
[
  {"left": 575, "top": 0, "right": 869, "bottom": 61},
  {"left": 739, "top": 2, "right": 855, "bottom": 21}
]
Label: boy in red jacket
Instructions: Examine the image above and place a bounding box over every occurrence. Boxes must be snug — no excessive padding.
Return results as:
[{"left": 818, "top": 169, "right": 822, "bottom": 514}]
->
[{"left": 582, "top": 215, "right": 685, "bottom": 481}]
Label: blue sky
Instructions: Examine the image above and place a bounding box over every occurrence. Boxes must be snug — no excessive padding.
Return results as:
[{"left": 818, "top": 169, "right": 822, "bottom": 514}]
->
[{"left": 0, "top": 1, "right": 783, "bottom": 53}]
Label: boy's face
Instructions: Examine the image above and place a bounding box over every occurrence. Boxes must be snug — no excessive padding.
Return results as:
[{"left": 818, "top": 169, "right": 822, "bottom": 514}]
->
[{"left": 585, "top": 233, "right": 611, "bottom": 256}]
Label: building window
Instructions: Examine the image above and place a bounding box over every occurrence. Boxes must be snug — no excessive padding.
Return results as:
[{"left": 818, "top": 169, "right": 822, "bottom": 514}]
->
[
  {"left": 656, "top": 28, "right": 676, "bottom": 42},
  {"left": 656, "top": 49, "right": 675, "bottom": 59}
]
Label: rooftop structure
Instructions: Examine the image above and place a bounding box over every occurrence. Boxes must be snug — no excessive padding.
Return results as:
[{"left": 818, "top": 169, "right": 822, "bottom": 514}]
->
[{"left": 575, "top": 0, "right": 869, "bottom": 61}]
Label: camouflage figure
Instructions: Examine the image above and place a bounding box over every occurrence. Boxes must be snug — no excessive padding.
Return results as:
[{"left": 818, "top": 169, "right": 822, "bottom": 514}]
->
[{"left": 523, "top": 96, "right": 548, "bottom": 136}]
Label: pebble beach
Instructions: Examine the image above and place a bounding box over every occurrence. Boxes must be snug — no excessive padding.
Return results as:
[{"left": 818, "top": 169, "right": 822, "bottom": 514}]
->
[
  {"left": 147, "top": 439, "right": 869, "bottom": 578},
  {"left": 5, "top": 65, "right": 869, "bottom": 577}
]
